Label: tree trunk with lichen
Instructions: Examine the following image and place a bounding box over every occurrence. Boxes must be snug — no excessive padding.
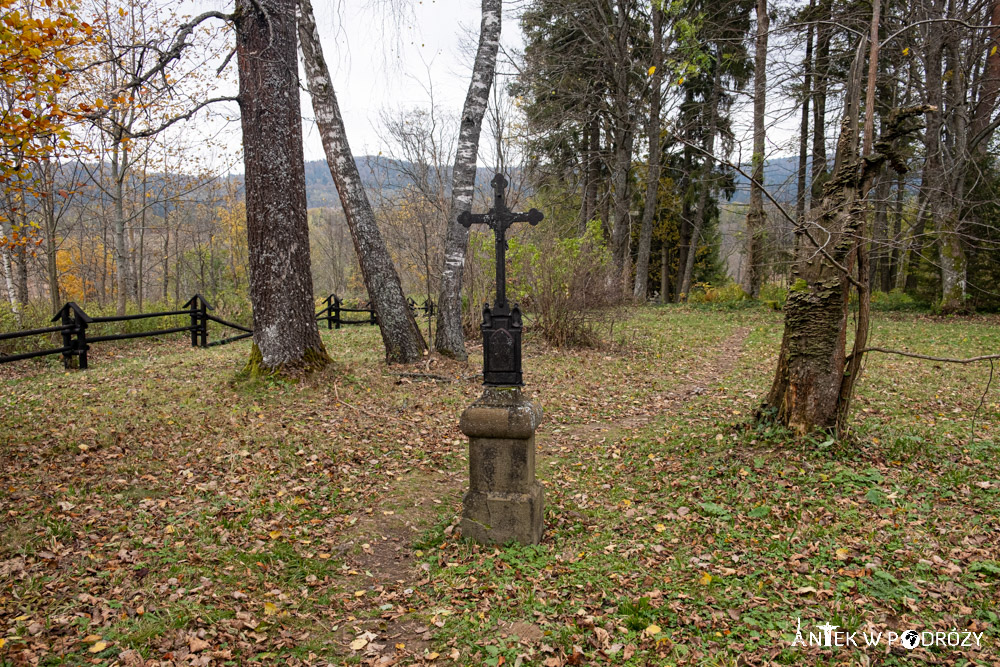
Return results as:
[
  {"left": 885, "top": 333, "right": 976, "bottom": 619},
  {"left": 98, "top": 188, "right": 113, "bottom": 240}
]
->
[
  {"left": 765, "top": 112, "right": 862, "bottom": 432},
  {"left": 297, "top": 0, "right": 426, "bottom": 364},
  {"left": 742, "top": 0, "right": 768, "bottom": 299},
  {"left": 762, "top": 37, "right": 929, "bottom": 435},
  {"left": 236, "top": 0, "right": 329, "bottom": 376}
]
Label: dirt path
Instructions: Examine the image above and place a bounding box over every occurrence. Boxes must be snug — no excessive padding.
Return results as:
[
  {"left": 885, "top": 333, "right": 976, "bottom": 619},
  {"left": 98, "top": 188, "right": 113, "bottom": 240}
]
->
[
  {"left": 550, "top": 326, "right": 751, "bottom": 442},
  {"left": 332, "top": 327, "right": 751, "bottom": 664}
]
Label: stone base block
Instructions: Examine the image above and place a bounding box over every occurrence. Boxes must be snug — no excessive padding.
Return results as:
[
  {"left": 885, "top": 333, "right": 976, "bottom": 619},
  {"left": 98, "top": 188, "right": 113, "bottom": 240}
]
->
[{"left": 460, "top": 482, "right": 544, "bottom": 545}]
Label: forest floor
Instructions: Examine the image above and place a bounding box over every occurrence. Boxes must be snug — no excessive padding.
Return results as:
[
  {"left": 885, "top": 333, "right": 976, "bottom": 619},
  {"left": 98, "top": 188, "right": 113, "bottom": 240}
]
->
[{"left": 1, "top": 305, "right": 999, "bottom": 667}]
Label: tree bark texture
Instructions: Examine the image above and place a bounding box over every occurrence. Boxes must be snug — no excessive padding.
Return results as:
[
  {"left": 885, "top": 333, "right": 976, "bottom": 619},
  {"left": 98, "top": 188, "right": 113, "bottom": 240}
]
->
[
  {"left": 236, "top": 0, "right": 329, "bottom": 374},
  {"left": 632, "top": 4, "right": 663, "bottom": 301},
  {"left": 679, "top": 58, "right": 721, "bottom": 300},
  {"left": 297, "top": 0, "right": 425, "bottom": 363},
  {"left": 434, "top": 0, "right": 501, "bottom": 360},
  {"left": 765, "top": 46, "right": 865, "bottom": 435},
  {"left": 742, "top": 0, "right": 769, "bottom": 299}
]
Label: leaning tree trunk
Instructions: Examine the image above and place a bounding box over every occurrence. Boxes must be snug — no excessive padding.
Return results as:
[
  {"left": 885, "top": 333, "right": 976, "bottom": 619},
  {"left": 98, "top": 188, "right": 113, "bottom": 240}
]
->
[
  {"left": 762, "top": 37, "right": 928, "bottom": 435},
  {"left": 434, "top": 0, "right": 501, "bottom": 360},
  {"left": 236, "top": 0, "right": 330, "bottom": 375},
  {"left": 742, "top": 0, "right": 769, "bottom": 299},
  {"left": 764, "top": 45, "right": 865, "bottom": 435},
  {"left": 633, "top": 4, "right": 663, "bottom": 301},
  {"left": 297, "top": 0, "right": 425, "bottom": 363}
]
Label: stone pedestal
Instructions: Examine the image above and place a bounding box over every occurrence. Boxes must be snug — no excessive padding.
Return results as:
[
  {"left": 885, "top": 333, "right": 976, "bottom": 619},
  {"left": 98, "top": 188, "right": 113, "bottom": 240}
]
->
[{"left": 459, "top": 386, "right": 544, "bottom": 545}]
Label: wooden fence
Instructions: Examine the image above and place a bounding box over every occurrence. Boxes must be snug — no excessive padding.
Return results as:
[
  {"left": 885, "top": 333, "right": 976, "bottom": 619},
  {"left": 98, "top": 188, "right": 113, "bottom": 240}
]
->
[{"left": 0, "top": 294, "right": 435, "bottom": 369}]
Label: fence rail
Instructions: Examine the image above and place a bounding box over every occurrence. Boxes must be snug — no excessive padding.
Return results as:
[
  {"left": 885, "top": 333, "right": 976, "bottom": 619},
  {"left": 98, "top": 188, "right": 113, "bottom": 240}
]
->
[{"left": 0, "top": 294, "right": 435, "bottom": 369}]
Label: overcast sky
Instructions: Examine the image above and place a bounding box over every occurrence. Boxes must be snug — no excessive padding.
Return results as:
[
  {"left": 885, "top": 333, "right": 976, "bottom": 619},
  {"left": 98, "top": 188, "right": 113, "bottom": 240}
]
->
[
  {"left": 186, "top": 0, "right": 800, "bottom": 175},
  {"left": 298, "top": 1, "right": 524, "bottom": 162}
]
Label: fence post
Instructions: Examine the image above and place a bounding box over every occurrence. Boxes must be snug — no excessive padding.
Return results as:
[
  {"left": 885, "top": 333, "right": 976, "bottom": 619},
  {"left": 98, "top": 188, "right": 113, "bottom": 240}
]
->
[
  {"left": 199, "top": 297, "right": 208, "bottom": 347},
  {"left": 76, "top": 316, "right": 89, "bottom": 370},
  {"left": 325, "top": 295, "right": 333, "bottom": 330},
  {"left": 188, "top": 297, "right": 198, "bottom": 347},
  {"left": 60, "top": 304, "right": 75, "bottom": 369},
  {"left": 55, "top": 302, "right": 91, "bottom": 370},
  {"left": 370, "top": 305, "right": 377, "bottom": 326},
  {"left": 334, "top": 295, "right": 341, "bottom": 330}
]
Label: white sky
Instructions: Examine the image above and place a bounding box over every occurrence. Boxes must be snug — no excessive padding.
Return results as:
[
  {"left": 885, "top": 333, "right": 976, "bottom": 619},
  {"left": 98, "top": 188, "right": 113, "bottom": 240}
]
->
[
  {"left": 181, "top": 0, "right": 524, "bottom": 173},
  {"left": 182, "top": 0, "right": 802, "bottom": 176},
  {"left": 300, "top": 0, "right": 524, "bottom": 162}
]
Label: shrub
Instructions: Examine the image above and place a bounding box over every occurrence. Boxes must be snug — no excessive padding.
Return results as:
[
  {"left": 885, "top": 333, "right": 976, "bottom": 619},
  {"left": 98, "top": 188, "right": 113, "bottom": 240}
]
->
[
  {"left": 687, "top": 282, "right": 748, "bottom": 305},
  {"left": 759, "top": 283, "right": 788, "bottom": 310},
  {"left": 503, "top": 219, "right": 619, "bottom": 347},
  {"left": 871, "top": 289, "right": 921, "bottom": 312}
]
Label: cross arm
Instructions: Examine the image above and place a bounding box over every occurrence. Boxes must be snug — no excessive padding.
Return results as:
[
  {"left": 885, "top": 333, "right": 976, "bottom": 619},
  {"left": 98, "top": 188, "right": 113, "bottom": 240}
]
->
[
  {"left": 509, "top": 209, "right": 544, "bottom": 225},
  {"left": 458, "top": 211, "right": 493, "bottom": 229}
]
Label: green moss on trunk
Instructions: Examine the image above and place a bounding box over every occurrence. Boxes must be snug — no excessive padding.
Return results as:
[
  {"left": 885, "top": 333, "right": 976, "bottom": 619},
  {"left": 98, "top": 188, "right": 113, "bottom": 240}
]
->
[{"left": 240, "top": 342, "right": 332, "bottom": 380}]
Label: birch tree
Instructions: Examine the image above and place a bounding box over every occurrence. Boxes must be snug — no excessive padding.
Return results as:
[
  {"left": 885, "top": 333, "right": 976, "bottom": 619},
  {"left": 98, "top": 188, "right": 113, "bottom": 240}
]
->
[
  {"left": 434, "top": 0, "right": 502, "bottom": 360},
  {"left": 296, "top": 0, "right": 426, "bottom": 364},
  {"left": 236, "top": 0, "right": 329, "bottom": 375}
]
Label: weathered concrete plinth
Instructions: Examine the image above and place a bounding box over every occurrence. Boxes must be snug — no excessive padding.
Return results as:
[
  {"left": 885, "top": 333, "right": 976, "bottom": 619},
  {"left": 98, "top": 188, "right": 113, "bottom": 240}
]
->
[{"left": 459, "top": 386, "right": 544, "bottom": 545}]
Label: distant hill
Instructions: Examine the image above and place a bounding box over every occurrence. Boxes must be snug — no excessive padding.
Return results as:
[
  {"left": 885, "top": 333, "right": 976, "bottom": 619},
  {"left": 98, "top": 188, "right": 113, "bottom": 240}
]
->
[
  {"left": 726, "top": 156, "right": 807, "bottom": 206},
  {"left": 303, "top": 156, "right": 501, "bottom": 210}
]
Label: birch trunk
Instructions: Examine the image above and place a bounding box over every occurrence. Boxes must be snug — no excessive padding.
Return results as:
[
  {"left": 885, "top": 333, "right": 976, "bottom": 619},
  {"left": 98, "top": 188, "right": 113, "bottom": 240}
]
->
[
  {"left": 742, "top": 0, "right": 769, "bottom": 299},
  {"left": 297, "top": 0, "right": 425, "bottom": 363},
  {"left": 1, "top": 238, "right": 17, "bottom": 315},
  {"left": 632, "top": 4, "right": 663, "bottom": 301},
  {"left": 111, "top": 144, "right": 128, "bottom": 316},
  {"left": 236, "top": 0, "right": 329, "bottom": 374},
  {"left": 434, "top": 0, "right": 501, "bottom": 360},
  {"left": 14, "top": 244, "right": 27, "bottom": 305},
  {"left": 765, "top": 43, "right": 866, "bottom": 435}
]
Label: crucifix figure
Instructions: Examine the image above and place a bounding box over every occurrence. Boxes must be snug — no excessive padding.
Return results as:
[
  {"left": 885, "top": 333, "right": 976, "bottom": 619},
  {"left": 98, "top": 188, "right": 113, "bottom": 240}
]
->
[{"left": 459, "top": 173, "right": 543, "bottom": 386}]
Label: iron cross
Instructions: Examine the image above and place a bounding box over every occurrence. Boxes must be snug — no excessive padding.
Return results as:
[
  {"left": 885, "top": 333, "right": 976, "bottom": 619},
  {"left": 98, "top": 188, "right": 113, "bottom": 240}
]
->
[{"left": 458, "top": 174, "right": 543, "bottom": 308}]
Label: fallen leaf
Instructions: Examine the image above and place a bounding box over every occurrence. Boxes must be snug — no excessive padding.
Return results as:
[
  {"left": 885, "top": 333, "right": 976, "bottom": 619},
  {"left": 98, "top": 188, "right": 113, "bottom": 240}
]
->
[{"left": 189, "top": 637, "right": 210, "bottom": 653}]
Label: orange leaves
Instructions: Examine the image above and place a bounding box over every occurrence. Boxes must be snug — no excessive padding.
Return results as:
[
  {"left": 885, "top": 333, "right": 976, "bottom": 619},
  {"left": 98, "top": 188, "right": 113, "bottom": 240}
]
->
[{"left": 0, "top": 0, "right": 92, "bottom": 213}]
